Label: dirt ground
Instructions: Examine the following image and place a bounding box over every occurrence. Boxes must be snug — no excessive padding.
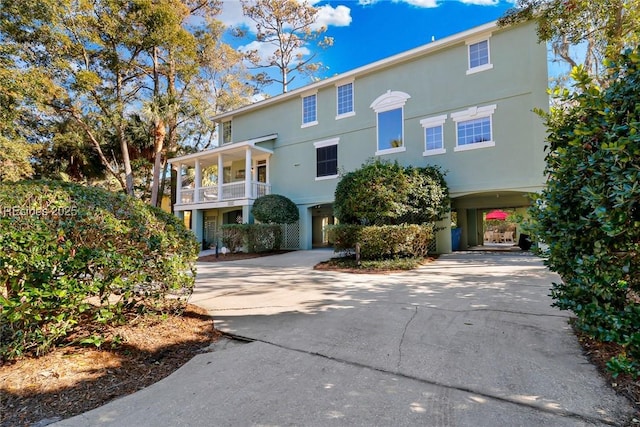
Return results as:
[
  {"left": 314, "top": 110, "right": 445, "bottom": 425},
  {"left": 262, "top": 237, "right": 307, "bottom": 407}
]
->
[{"left": 0, "top": 304, "right": 220, "bottom": 427}]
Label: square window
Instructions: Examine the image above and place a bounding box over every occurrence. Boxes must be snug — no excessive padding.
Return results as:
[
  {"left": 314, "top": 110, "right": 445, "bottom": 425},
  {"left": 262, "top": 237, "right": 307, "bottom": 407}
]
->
[
  {"left": 302, "top": 93, "right": 317, "bottom": 125},
  {"left": 457, "top": 117, "right": 492, "bottom": 146},
  {"left": 337, "top": 83, "right": 354, "bottom": 116},
  {"left": 316, "top": 144, "right": 337, "bottom": 177},
  {"left": 469, "top": 40, "right": 489, "bottom": 69},
  {"left": 377, "top": 108, "right": 403, "bottom": 151}
]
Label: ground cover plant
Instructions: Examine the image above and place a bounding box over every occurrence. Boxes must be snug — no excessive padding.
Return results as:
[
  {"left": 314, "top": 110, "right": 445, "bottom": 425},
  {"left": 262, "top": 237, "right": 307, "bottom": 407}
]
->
[{"left": 0, "top": 180, "right": 199, "bottom": 361}]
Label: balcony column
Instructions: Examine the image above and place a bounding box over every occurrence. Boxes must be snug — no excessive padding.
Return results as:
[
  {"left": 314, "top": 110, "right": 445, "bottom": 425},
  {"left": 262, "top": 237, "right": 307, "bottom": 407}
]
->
[
  {"left": 245, "top": 147, "right": 252, "bottom": 199},
  {"left": 194, "top": 160, "right": 201, "bottom": 203},
  {"left": 175, "top": 163, "right": 183, "bottom": 204},
  {"left": 217, "top": 154, "right": 224, "bottom": 200}
]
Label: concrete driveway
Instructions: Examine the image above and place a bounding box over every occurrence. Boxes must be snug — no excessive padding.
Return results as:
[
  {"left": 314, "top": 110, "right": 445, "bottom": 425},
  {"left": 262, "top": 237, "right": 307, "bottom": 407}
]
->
[{"left": 57, "top": 250, "right": 635, "bottom": 426}]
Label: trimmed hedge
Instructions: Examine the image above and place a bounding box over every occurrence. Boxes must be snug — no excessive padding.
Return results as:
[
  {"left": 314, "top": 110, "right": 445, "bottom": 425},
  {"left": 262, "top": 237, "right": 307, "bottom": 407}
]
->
[
  {"left": 221, "top": 223, "right": 283, "bottom": 253},
  {"left": 0, "top": 181, "right": 198, "bottom": 360},
  {"left": 327, "top": 224, "right": 433, "bottom": 260}
]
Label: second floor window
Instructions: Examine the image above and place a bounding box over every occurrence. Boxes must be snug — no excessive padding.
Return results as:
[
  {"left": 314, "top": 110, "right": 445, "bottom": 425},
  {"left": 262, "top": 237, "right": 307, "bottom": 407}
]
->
[
  {"left": 336, "top": 82, "right": 354, "bottom": 117},
  {"left": 451, "top": 104, "right": 497, "bottom": 152},
  {"left": 421, "top": 114, "right": 447, "bottom": 156},
  {"left": 370, "top": 90, "right": 410, "bottom": 155},
  {"left": 314, "top": 138, "right": 339, "bottom": 179},
  {"left": 377, "top": 108, "right": 403, "bottom": 151},
  {"left": 302, "top": 93, "right": 317, "bottom": 126}
]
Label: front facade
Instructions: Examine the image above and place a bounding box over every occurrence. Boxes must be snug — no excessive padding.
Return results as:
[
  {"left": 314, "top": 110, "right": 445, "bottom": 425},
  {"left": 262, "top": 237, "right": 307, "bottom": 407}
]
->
[{"left": 170, "top": 21, "right": 549, "bottom": 253}]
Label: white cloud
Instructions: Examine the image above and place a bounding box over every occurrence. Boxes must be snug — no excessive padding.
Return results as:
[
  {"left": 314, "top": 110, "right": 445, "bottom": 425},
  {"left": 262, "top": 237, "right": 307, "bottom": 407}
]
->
[
  {"left": 404, "top": 0, "right": 438, "bottom": 7},
  {"left": 458, "top": 0, "right": 500, "bottom": 5},
  {"left": 316, "top": 5, "right": 352, "bottom": 28},
  {"left": 218, "top": 1, "right": 249, "bottom": 28},
  {"left": 220, "top": 1, "right": 352, "bottom": 31}
]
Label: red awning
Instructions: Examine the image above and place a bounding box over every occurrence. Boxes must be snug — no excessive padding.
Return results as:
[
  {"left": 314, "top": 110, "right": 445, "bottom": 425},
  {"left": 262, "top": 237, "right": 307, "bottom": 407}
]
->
[{"left": 485, "top": 210, "right": 509, "bottom": 220}]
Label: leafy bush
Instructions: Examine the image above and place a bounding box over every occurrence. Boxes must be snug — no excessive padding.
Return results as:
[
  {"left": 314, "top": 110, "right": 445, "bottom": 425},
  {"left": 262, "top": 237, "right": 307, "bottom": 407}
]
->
[
  {"left": 328, "top": 224, "right": 433, "bottom": 260},
  {"left": 0, "top": 181, "right": 198, "bottom": 361},
  {"left": 251, "top": 194, "right": 299, "bottom": 224},
  {"left": 221, "top": 223, "right": 283, "bottom": 253},
  {"left": 528, "top": 51, "right": 640, "bottom": 377},
  {"left": 334, "top": 159, "right": 449, "bottom": 225}
]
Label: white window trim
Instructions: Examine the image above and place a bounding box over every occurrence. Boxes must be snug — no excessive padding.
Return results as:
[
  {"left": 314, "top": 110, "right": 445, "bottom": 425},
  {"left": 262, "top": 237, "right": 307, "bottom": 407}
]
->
[
  {"left": 375, "top": 146, "right": 407, "bottom": 156},
  {"left": 314, "top": 138, "right": 339, "bottom": 180},
  {"left": 370, "top": 90, "right": 410, "bottom": 113},
  {"left": 466, "top": 36, "right": 493, "bottom": 75},
  {"left": 336, "top": 79, "right": 356, "bottom": 120},
  {"left": 315, "top": 174, "right": 339, "bottom": 181},
  {"left": 370, "top": 90, "right": 410, "bottom": 155},
  {"left": 313, "top": 137, "right": 340, "bottom": 149},
  {"left": 301, "top": 91, "right": 318, "bottom": 128},
  {"left": 421, "top": 114, "right": 447, "bottom": 156},
  {"left": 220, "top": 119, "right": 233, "bottom": 145},
  {"left": 451, "top": 104, "right": 496, "bottom": 152}
]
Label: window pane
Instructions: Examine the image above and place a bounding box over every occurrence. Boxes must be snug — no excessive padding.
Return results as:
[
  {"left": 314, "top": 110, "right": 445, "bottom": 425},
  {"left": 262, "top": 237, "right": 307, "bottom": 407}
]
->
[
  {"left": 469, "top": 40, "right": 489, "bottom": 68},
  {"left": 317, "top": 145, "right": 337, "bottom": 177},
  {"left": 337, "top": 83, "right": 353, "bottom": 115},
  {"left": 425, "top": 125, "right": 443, "bottom": 151},
  {"left": 378, "top": 108, "right": 403, "bottom": 151},
  {"left": 303, "top": 94, "right": 317, "bottom": 124},
  {"left": 457, "top": 117, "right": 491, "bottom": 146},
  {"left": 222, "top": 121, "right": 232, "bottom": 144}
]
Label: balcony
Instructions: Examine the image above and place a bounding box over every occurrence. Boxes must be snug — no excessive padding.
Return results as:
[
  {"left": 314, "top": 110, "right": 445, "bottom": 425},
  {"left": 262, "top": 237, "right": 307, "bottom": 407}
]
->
[
  {"left": 170, "top": 135, "right": 276, "bottom": 210},
  {"left": 179, "top": 181, "right": 271, "bottom": 205}
]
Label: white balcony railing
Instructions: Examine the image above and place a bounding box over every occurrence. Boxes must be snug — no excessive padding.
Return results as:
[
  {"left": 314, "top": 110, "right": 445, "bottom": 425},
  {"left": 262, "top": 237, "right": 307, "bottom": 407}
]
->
[{"left": 179, "top": 181, "right": 271, "bottom": 205}]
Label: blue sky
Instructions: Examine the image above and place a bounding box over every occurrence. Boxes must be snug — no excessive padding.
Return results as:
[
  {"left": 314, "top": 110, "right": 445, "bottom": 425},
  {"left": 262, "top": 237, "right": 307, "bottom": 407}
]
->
[{"left": 218, "top": 0, "right": 518, "bottom": 95}]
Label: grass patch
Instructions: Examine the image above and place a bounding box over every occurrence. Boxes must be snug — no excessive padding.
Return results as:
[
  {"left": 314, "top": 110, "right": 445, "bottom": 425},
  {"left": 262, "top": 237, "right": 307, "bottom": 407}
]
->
[{"left": 315, "top": 255, "right": 434, "bottom": 273}]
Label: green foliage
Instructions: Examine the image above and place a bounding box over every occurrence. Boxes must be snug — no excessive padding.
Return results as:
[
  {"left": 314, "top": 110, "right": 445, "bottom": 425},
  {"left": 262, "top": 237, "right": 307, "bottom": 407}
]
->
[
  {"left": 0, "top": 181, "right": 198, "bottom": 361},
  {"left": 499, "top": 0, "right": 640, "bottom": 83},
  {"left": 528, "top": 49, "right": 640, "bottom": 377},
  {"left": 221, "top": 223, "right": 283, "bottom": 253},
  {"left": 327, "top": 224, "right": 434, "bottom": 260},
  {"left": 251, "top": 194, "right": 299, "bottom": 224},
  {"left": 334, "top": 159, "right": 449, "bottom": 226}
]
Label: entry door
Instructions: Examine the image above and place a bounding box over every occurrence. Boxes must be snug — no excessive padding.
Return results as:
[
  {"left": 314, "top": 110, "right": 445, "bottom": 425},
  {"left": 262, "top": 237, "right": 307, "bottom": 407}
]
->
[{"left": 257, "top": 165, "right": 267, "bottom": 183}]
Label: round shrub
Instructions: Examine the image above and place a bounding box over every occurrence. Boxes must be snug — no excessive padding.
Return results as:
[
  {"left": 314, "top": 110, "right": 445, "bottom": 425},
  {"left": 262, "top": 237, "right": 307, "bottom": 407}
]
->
[
  {"left": 251, "top": 194, "right": 299, "bottom": 224},
  {"left": 0, "top": 180, "right": 198, "bottom": 360},
  {"left": 334, "top": 159, "right": 449, "bottom": 225}
]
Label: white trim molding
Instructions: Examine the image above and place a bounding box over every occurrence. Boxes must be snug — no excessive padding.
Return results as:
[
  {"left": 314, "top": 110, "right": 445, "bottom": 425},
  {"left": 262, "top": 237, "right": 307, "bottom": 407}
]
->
[
  {"left": 370, "top": 90, "right": 411, "bottom": 113},
  {"left": 313, "top": 137, "right": 340, "bottom": 149}
]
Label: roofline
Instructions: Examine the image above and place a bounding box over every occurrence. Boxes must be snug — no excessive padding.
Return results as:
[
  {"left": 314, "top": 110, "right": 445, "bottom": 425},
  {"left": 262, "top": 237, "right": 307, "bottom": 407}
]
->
[
  {"left": 213, "top": 20, "right": 499, "bottom": 122},
  {"left": 168, "top": 133, "right": 277, "bottom": 164}
]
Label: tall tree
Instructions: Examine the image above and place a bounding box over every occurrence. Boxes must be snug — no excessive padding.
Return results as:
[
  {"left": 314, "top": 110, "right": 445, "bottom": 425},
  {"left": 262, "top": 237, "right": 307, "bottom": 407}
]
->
[
  {"left": 240, "top": 0, "right": 333, "bottom": 93},
  {"left": 0, "top": 0, "right": 252, "bottom": 200},
  {"left": 499, "top": 0, "right": 640, "bottom": 82}
]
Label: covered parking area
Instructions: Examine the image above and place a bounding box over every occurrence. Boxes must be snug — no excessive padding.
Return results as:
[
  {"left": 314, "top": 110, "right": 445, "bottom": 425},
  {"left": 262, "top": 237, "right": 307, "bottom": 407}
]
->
[{"left": 451, "top": 190, "right": 534, "bottom": 251}]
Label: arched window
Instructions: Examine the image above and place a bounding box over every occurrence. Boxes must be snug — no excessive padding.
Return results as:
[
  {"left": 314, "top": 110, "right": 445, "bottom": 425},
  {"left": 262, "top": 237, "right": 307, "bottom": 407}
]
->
[{"left": 370, "top": 90, "right": 410, "bottom": 155}]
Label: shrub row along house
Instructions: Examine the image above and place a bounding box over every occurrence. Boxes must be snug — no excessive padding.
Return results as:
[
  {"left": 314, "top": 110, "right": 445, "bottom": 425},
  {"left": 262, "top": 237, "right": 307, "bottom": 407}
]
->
[{"left": 169, "top": 20, "right": 548, "bottom": 253}]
